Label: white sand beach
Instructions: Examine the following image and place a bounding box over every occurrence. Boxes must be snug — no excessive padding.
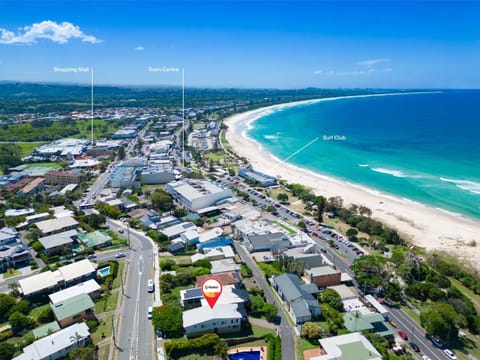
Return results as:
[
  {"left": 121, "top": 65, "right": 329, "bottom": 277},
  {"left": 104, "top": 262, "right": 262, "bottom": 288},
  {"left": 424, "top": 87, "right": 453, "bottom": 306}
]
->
[{"left": 224, "top": 97, "right": 480, "bottom": 270}]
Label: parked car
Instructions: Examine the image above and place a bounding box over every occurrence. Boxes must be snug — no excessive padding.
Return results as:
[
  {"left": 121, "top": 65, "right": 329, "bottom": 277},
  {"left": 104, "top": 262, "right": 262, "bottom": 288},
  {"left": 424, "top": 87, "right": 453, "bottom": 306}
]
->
[
  {"left": 87, "top": 254, "right": 96, "bottom": 260},
  {"left": 421, "top": 356, "right": 431, "bottom": 360},
  {"left": 398, "top": 330, "right": 408, "bottom": 340},
  {"left": 147, "top": 306, "right": 153, "bottom": 319},
  {"left": 443, "top": 349, "right": 457, "bottom": 360},
  {"left": 409, "top": 342, "right": 420, "bottom": 352},
  {"left": 115, "top": 252, "right": 126, "bottom": 258},
  {"left": 430, "top": 336, "right": 445, "bottom": 349}
]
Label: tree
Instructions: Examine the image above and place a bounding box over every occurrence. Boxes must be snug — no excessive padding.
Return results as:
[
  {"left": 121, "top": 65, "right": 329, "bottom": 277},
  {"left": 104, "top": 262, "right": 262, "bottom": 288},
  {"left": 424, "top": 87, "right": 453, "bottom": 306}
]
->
[
  {"left": 0, "top": 342, "right": 15, "bottom": 360},
  {"left": 263, "top": 303, "right": 278, "bottom": 322},
  {"left": 117, "top": 146, "right": 126, "bottom": 160},
  {"left": 302, "top": 322, "right": 323, "bottom": 340},
  {"left": 314, "top": 196, "right": 326, "bottom": 223},
  {"left": 82, "top": 214, "right": 106, "bottom": 229},
  {"left": 346, "top": 228, "right": 358, "bottom": 240},
  {"left": 9, "top": 299, "right": 30, "bottom": 315},
  {"left": 420, "top": 302, "right": 463, "bottom": 341},
  {"left": 0, "top": 294, "right": 16, "bottom": 319},
  {"left": 38, "top": 307, "right": 54, "bottom": 323},
  {"left": 277, "top": 193, "right": 289, "bottom": 203},
  {"left": 297, "top": 221, "right": 306, "bottom": 230},
  {"left": 320, "top": 289, "right": 344, "bottom": 311},
  {"left": 8, "top": 311, "right": 34, "bottom": 334},
  {"left": 152, "top": 304, "right": 183, "bottom": 338},
  {"left": 150, "top": 189, "right": 174, "bottom": 212},
  {"left": 266, "top": 205, "right": 276, "bottom": 213}
]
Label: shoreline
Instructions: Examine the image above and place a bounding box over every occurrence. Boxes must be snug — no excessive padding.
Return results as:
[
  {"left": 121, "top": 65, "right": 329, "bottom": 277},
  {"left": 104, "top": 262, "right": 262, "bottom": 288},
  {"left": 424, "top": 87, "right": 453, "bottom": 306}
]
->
[{"left": 223, "top": 94, "right": 480, "bottom": 270}]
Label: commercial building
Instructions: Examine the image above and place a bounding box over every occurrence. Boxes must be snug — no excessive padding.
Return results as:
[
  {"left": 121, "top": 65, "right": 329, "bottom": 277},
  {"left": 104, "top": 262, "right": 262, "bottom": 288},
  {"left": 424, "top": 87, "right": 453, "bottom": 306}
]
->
[
  {"left": 34, "top": 138, "right": 90, "bottom": 157},
  {"left": 304, "top": 266, "right": 342, "bottom": 288},
  {"left": 238, "top": 167, "right": 277, "bottom": 187},
  {"left": 141, "top": 162, "right": 175, "bottom": 184},
  {"left": 13, "top": 322, "right": 91, "bottom": 360},
  {"left": 17, "top": 177, "right": 45, "bottom": 196},
  {"left": 166, "top": 180, "right": 233, "bottom": 211},
  {"left": 45, "top": 170, "right": 83, "bottom": 185},
  {"left": 112, "top": 129, "right": 137, "bottom": 139},
  {"left": 310, "top": 332, "right": 382, "bottom": 360},
  {"left": 245, "top": 232, "right": 291, "bottom": 253}
]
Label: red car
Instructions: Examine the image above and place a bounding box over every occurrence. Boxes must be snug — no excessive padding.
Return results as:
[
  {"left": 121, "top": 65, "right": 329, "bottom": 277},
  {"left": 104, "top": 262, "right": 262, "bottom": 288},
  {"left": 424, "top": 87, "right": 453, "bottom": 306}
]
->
[{"left": 398, "top": 330, "right": 408, "bottom": 340}]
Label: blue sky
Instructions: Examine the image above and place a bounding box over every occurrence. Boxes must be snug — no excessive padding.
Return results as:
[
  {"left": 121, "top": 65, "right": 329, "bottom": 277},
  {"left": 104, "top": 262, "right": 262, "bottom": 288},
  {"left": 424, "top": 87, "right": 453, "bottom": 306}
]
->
[{"left": 0, "top": 1, "right": 479, "bottom": 88}]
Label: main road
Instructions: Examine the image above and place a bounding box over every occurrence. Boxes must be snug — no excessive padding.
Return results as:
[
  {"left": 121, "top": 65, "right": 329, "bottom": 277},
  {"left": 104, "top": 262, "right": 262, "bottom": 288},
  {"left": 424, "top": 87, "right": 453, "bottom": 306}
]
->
[
  {"left": 234, "top": 241, "right": 295, "bottom": 360},
  {"left": 107, "top": 219, "right": 155, "bottom": 360}
]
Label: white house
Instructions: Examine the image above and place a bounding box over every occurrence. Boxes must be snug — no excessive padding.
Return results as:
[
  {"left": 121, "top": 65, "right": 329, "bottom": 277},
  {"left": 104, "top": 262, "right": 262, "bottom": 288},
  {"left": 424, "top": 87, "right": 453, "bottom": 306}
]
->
[{"left": 182, "top": 303, "right": 244, "bottom": 337}]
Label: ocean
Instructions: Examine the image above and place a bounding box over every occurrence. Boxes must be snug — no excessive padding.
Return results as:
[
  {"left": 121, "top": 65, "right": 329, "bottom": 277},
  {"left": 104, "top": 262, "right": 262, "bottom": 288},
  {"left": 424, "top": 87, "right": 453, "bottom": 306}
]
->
[{"left": 246, "top": 90, "right": 480, "bottom": 220}]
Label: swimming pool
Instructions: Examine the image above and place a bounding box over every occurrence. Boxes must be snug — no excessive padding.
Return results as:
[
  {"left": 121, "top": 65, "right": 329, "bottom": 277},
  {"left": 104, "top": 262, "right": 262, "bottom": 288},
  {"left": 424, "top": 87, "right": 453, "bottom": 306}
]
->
[
  {"left": 97, "top": 266, "right": 111, "bottom": 277},
  {"left": 228, "top": 351, "right": 261, "bottom": 360}
]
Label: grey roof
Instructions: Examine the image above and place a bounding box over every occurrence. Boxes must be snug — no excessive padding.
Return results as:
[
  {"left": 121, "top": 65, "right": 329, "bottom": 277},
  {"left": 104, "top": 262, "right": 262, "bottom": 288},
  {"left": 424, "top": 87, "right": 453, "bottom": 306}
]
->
[
  {"left": 290, "top": 298, "right": 311, "bottom": 319},
  {"left": 248, "top": 232, "right": 288, "bottom": 251},
  {"left": 39, "top": 230, "right": 78, "bottom": 250},
  {"left": 301, "top": 283, "right": 320, "bottom": 295},
  {"left": 273, "top": 273, "right": 305, "bottom": 302},
  {"left": 308, "top": 266, "right": 339, "bottom": 277}
]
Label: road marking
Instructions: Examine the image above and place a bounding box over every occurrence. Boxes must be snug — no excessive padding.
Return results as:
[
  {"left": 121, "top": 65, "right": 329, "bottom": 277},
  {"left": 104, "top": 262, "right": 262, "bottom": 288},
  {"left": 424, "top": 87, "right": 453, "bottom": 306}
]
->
[{"left": 129, "top": 256, "right": 143, "bottom": 360}]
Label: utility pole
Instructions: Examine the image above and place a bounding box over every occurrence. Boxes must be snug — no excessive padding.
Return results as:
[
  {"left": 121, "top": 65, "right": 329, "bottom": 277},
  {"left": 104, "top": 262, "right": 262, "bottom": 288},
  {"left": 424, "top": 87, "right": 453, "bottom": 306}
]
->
[
  {"left": 127, "top": 223, "right": 130, "bottom": 249},
  {"left": 111, "top": 317, "right": 116, "bottom": 348},
  {"left": 91, "top": 67, "right": 94, "bottom": 143}
]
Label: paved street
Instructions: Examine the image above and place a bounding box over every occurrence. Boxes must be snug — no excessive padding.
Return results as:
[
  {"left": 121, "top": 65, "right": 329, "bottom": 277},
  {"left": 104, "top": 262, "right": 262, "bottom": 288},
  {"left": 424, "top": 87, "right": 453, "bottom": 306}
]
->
[
  {"left": 108, "top": 219, "right": 155, "bottom": 360},
  {"left": 234, "top": 241, "right": 295, "bottom": 360}
]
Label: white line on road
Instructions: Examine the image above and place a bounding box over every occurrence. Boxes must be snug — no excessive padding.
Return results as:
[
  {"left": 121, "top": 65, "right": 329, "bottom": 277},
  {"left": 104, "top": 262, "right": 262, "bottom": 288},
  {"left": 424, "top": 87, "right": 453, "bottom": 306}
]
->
[{"left": 129, "top": 255, "right": 143, "bottom": 360}]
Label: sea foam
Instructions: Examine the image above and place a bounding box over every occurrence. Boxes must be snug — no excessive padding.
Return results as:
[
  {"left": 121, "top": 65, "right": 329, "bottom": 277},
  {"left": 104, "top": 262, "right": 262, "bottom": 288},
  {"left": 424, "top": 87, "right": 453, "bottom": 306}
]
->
[{"left": 440, "top": 177, "right": 480, "bottom": 195}]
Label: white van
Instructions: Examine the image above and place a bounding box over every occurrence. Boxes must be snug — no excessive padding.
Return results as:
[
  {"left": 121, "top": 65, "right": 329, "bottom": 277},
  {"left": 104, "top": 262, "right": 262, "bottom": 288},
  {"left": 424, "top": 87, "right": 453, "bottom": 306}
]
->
[
  {"left": 147, "top": 306, "right": 153, "bottom": 319},
  {"left": 147, "top": 279, "right": 154, "bottom": 293}
]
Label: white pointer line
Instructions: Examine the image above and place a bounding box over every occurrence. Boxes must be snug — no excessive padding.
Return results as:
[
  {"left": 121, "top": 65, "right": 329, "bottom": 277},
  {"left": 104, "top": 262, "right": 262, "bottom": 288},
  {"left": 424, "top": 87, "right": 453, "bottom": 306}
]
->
[{"left": 270, "top": 137, "right": 320, "bottom": 173}]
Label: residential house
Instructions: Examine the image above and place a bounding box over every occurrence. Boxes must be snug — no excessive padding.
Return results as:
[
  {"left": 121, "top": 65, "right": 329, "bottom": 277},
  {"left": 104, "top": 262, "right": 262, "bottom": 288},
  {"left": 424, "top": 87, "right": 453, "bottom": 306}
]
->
[
  {"left": 271, "top": 273, "right": 321, "bottom": 325},
  {"left": 195, "top": 271, "right": 243, "bottom": 288},
  {"left": 210, "top": 258, "right": 241, "bottom": 274},
  {"left": 48, "top": 279, "right": 101, "bottom": 305},
  {"left": 51, "top": 293, "right": 95, "bottom": 328},
  {"left": 38, "top": 230, "right": 78, "bottom": 256},
  {"left": 77, "top": 231, "right": 112, "bottom": 249},
  {"left": 182, "top": 303, "right": 245, "bottom": 337},
  {"left": 343, "top": 311, "right": 394, "bottom": 340},
  {"left": 0, "top": 243, "right": 31, "bottom": 272},
  {"left": 13, "top": 322, "right": 91, "bottom": 360},
  {"left": 310, "top": 332, "right": 382, "bottom": 360},
  {"left": 35, "top": 216, "right": 79, "bottom": 236}
]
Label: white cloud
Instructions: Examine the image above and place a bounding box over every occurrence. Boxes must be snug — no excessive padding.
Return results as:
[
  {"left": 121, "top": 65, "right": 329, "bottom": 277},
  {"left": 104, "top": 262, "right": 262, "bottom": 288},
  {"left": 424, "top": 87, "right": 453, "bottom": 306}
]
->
[
  {"left": 0, "top": 20, "right": 102, "bottom": 45},
  {"left": 135, "top": 46, "right": 145, "bottom": 51},
  {"left": 356, "top": 58, "right": 390, "bottom": 67},
  {"left": 313, "top": 67, "right": 392, "bottom": 77}
]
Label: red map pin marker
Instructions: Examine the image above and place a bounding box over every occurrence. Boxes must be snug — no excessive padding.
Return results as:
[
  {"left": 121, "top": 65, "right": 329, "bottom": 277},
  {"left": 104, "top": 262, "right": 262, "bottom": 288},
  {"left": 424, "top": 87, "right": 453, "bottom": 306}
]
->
[{"left": 201, "top": 278, "right": 223, "bottom": 309}]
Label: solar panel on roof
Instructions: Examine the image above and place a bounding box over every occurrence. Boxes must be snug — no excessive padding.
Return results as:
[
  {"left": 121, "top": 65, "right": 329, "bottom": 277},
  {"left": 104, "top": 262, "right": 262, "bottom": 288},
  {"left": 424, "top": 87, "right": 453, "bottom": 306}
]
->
[{"left": 184, "top": 288, "right": 203, "bottom": 299}]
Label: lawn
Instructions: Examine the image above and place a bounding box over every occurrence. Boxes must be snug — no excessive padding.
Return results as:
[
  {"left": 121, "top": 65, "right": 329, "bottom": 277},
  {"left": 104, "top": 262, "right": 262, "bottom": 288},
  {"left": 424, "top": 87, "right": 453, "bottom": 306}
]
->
[
  {"left": 297, "top": 337, "right": 319, "bottom": 360},
  {"left": 29, "top": 303, "right": 51, "bottom": 322},
  {"left": 273, "top": 220, "right": 297, "bottom": 234},
  {"left": 94, "top": 289, "right": 120, "bottom": 313},
  {"left": 17, "top": 142, "right": 45, "bottom": 156},
  {"left": 90, "top": 313, "right": 114, "bottom": 343},
  {"left": 3, "top": 268, "right": 21, "bottom": 279},
  {"left": 203, "top": 151, "right": 225, "bottom": 163},
  {"left": 112, "top": 261, "right": 126, "bottom": 289},
  {"left": 24, "top": 162, "right": 62, "bottom": 169}
]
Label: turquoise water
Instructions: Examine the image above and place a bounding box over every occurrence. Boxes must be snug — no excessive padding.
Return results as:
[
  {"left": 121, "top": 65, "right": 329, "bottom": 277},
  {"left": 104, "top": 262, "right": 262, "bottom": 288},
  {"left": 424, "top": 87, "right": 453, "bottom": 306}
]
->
[
  {"left": 97, "top": 266, "right": 111, "bottom": 277},
  {"left": 247, "top": 91, "right": 480, "bottom": 219}
]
